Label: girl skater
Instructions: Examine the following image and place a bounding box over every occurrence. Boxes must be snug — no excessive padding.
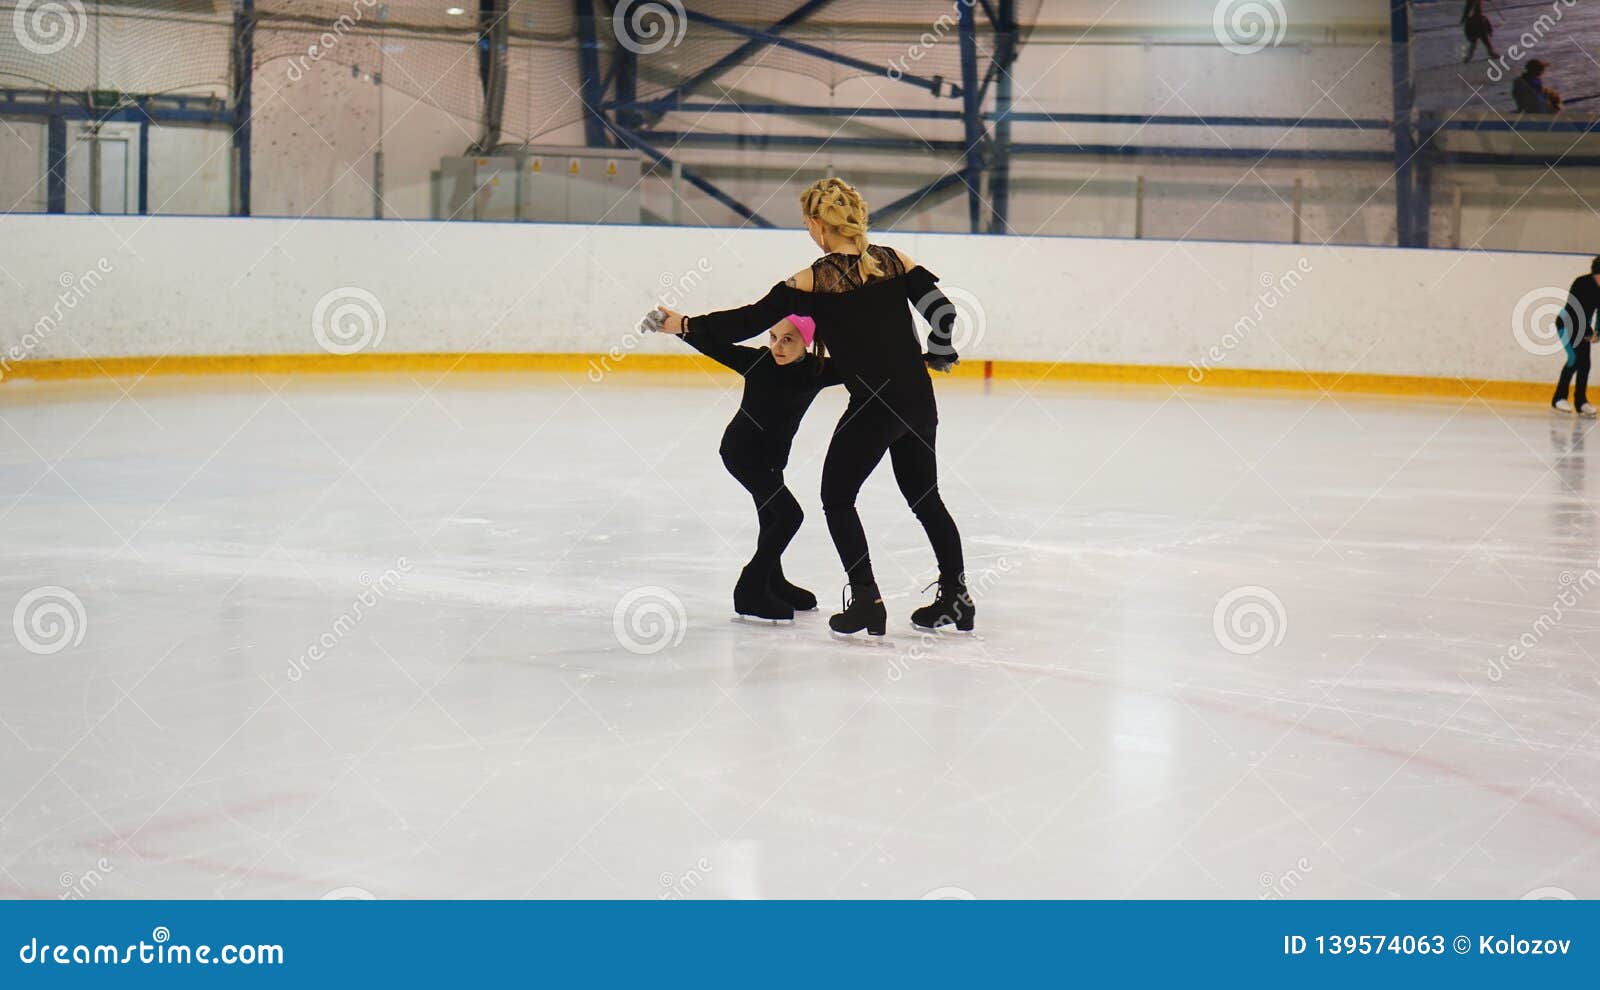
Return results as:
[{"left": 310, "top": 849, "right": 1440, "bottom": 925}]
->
[
  {"left": 1462, "top": 0, "right": 1498, "bottom": 62},
  {"left": 643, "top": 310, "right": 840, "bottom": 621},
  {"left": 649, "top": 177, "right": 972, "bottom": 637}
]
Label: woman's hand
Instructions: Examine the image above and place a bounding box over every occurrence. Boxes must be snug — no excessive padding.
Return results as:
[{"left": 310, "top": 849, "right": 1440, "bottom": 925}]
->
[
  {"left": 640, "top": 306, "right": 687, "bottom": 335},
  {"left": 656, "top": 306, "right": 687, "bottom": 334}
]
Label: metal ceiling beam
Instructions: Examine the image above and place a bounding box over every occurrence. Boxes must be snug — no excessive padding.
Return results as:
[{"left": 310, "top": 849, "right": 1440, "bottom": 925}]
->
[
  {"left": 999, "top": 111, "right": 1389, "bottom": 129},
  {"left": 1390, "top": 0, "right": 1421, "bottom": 246},
  {"left": 876, "top": 171, "right": 969, "bottom": 228},
  {"left": 646, "top": 130, "right": 1393, "bottom": 163},
  {"left": 609, "top": 122, "right": 777, "bottom": 228},
  {"left": 652, "top": 0, "right": 838, "bottom": 106},
  {"left": 683, "top": 7, "right": 958, "bottom": 97},
  {"left": 574, "top": 0, "right": 608, "bottom": 146},
  {"left": 232, "top": 0, "right": 254, "bottom": 215},
  {"left": 0, "top": 89, "right": 232, "bottom": 123},
  {"left": 989, "top": 0, "right": 1016, "bottom": 234},
  {"left": 604, "top": 101, "right": 960, "bottom": 120},
  {"left": 957, "top": 0, "right": 983, "bottom": 232},
  {"left": 601, "top": 100, "right": 1390, "bottom": 131}
]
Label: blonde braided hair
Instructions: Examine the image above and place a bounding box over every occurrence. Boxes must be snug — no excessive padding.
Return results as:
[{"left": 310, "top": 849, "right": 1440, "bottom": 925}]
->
[{"left": 799, "top": 177, "right": 882, "bottom": 284}]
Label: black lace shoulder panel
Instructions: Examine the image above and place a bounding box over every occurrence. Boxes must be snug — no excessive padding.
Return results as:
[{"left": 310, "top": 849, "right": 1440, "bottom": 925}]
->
[{"left": 810, "top": 245, "right": 905, "bottom": 293}]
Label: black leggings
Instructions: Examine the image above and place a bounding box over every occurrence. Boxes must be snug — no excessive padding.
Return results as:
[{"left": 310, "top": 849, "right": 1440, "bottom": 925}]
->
[
  {"left": 722, "top": 450, "right": 803, "bottom": 576},
  {"left": 1555, "top": 339, "right": 1591, "bottom": 408},
  {"left": 819, "top": 403, "right": 964, "bottom": 587}
]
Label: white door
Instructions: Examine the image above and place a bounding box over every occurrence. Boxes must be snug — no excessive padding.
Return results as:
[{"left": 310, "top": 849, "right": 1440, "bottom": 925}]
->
[{"left": 66, "top": 122, "right": 139, "bottom": 214}]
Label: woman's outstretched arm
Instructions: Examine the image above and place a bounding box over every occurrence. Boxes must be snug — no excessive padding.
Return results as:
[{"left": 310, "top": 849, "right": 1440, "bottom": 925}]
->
[
  {"left": 650, "top": 313, "right": 767, "bottom": 374},
  {"left": 655, "top": 269, "right": 813, "bottom": 343}
]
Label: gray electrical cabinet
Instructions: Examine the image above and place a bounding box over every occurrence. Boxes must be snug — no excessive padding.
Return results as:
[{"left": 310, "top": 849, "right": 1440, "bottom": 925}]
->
[
  {"left": 601, "top": 152, "right": 642, "bottom": 222},
  {"left": 432, "top": 146, "right": 643, "bottom": 224},
  {"left": 434, "top": 155, "right": 519, "bottom": 222},
  {"left": 520, "top": 152, "right": 565, "bottom": 223}
]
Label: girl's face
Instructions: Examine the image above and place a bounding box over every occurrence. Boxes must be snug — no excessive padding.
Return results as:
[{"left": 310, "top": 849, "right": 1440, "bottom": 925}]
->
[{"left": 769, "top": 323, "right": 807, "bottom": 365}]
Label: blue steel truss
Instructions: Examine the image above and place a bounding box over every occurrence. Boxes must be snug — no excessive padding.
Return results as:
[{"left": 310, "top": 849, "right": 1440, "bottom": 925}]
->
[
  {"left": 7, "top": 2, "right": 1598, "bottom": 232},
  {"left": 581, "top": 1, "right": 1428, "bottom": 237}
]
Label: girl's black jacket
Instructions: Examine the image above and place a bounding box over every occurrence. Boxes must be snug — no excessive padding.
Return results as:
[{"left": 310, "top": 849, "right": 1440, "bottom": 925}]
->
[{"left": 678, "top": 328, "right": 841, "bottom": 470}]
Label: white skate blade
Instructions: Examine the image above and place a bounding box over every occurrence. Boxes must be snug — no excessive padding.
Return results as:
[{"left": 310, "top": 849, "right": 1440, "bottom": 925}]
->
[
  {"left": 828, "top": 630, "right": 893, "bottom": 647},
  {"left": 731, "top": 614, "right": 794, "bottom": 626},
  {"left": 910, "top": 622, "right": 977, "bottom": 637}
]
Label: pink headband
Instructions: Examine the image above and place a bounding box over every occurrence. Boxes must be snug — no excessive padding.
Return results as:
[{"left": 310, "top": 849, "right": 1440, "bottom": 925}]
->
[{"left": 783, "top": 314, "right": 816, "bottom": 346}]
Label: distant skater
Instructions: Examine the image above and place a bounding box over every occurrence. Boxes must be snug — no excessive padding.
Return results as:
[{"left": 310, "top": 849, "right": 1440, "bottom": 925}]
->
[
  {"left": 1553, "top": 256, "right": 1600, "bottom": 416},
  {"left": 1512, "top": 59, "right": 1562, "bottom": 114},
  {"left": 1462, "top": 0, "right": 1498, "bottom": 62}
]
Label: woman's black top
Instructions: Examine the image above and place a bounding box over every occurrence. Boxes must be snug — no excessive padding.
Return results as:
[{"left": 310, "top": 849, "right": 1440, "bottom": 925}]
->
[
  {"left": 1561, "top": 274, "right": 1600, "bottom": 348},
  {"left": 677, "top": 327, "right": 841, "bottom": 469},
  {"left": 688, "top": 245, "right": 960, "bottom": 429}
]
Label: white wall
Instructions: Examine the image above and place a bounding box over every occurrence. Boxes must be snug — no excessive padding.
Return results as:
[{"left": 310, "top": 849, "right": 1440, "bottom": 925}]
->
[
  {"left": 0, "top": 214, "right": 1584, "bottom": 387},
  {"left": 146, "top": 123, "right": 231, "bottom": 216},
  {"left": 0, "top": 118, "right": 46, "bottom": 213}
]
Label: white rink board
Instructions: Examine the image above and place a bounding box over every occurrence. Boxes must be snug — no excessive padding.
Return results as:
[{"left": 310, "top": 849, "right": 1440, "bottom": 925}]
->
[{"left": 0, "top": 213, "right": 1584, "bottom": 384}]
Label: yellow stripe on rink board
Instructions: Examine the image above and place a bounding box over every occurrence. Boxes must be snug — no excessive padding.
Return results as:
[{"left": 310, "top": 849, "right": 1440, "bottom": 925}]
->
[
  {"left": 954, "top": 360, "right": 1552, "bottom": 403},
  {"left": 0, "top": 353, "right": 1553, "bottom": 404},
  {"left": 1, "top": 352, "right": 722, "bottom": 380}
]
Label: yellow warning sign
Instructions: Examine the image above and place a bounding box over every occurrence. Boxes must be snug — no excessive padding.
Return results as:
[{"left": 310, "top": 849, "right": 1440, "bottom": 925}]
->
[
  {"left": 476, "top": 158, "right": 488, "bottom": 166},
  {"left": 568, "top": 158, "right": 581, "bottom": 174},
  {"left": 530, "top": 158, "right": 542, "bottom": 172},
  {"left": 606, "top": 159, "right": 617, "bottom": 176}
]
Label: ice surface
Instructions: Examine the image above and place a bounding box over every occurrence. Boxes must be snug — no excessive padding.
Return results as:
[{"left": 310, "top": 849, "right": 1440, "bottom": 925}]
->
[
  {"left": 1412, "top": 0, "right": 1600, "bottom": 113},
  {"left": 0, "top": 371, "right": 1596, "bottom": 899}
]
